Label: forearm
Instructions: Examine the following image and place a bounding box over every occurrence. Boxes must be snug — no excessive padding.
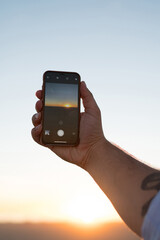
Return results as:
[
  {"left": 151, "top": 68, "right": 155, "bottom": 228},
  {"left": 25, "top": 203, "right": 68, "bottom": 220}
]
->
[{"left": 85, "top": 139, "right": 159, "bottom": 236}]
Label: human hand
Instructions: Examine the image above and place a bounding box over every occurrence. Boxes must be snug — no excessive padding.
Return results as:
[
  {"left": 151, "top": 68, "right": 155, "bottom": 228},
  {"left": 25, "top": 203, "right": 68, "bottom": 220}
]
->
[{"left": 31, "top": 81, "right": 106, "bottom": 170}]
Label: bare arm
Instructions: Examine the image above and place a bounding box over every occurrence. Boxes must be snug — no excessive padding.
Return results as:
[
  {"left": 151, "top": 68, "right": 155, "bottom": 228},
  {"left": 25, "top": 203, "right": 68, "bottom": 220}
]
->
[
  {"left": 84, "top": 138, "right": 160, "bottom": 236},
  {"left": 31, "top": 81, "right": 160, "bottom": 237}
]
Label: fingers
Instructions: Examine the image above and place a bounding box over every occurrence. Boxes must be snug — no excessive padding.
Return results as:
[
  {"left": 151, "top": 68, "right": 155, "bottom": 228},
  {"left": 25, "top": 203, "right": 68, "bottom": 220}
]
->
[
  {"left": 36, "top": 90, "right": 42, "bottom": 99},
  {"left": 32, "top": 112, "right": 41, "bottom": 126},
  {"left": 32, "top": 90, "right": 43, "bottom": 145},
  {"left": 80, "top": 81, "right": 100, "bottom": 115},
  {"left": 35, "top": 89, "right": 43, "bottom": 112},
  {"left": 35, "top": 100, "right": 43, "bottom": 112},
  {"left": 31, "top": 124, "right": 42, "bottom": 145}
]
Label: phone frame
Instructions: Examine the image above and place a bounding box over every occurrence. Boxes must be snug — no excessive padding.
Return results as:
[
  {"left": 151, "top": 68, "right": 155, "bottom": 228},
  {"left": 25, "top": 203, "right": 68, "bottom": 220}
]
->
[{"left": 41, "top": 70, "right": 81, "bottom": 146}]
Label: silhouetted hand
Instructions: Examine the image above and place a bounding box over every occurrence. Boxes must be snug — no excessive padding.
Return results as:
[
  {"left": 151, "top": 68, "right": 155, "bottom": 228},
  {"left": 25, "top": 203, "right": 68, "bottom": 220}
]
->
[{"left": 31, "top": 81, "right": 105, "bottom": 169}]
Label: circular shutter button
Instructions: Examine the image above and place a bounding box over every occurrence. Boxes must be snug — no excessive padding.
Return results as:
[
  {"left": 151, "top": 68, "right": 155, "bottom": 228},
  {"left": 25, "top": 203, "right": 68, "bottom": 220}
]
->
[{"left": 57, "top": 129, "right": 64, "bottom": 137}]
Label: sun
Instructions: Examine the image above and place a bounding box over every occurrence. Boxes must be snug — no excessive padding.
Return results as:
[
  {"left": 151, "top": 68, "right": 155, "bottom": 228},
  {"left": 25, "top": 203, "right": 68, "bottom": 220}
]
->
[
  {"left": 64, "top": 103, "right": 71, "bottom": 108},
  {"left": 66, "top": 196, "right": 95, "bottom": 224},
  {"left": 66, "top": 193, "right": 114, "bottom": 225}
]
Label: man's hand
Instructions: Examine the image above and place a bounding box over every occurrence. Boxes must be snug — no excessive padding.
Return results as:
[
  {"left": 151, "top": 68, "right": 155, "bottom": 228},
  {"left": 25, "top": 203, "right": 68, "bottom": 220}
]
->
[{"left": 31, "top": 81, "right": 106, "bottom": 169}]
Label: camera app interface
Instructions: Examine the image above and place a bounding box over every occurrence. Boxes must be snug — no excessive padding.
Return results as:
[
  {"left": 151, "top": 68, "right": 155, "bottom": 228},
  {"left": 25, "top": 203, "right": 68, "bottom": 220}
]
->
[{"left": 43, "top": 82, "right": 79, "bottom": 144}]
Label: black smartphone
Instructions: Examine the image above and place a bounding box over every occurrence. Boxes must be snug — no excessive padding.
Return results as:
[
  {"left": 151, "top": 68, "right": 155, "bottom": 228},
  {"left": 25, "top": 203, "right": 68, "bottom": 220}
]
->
[{"left": 42, "top": 70, "right": 80, "bottom": 146}]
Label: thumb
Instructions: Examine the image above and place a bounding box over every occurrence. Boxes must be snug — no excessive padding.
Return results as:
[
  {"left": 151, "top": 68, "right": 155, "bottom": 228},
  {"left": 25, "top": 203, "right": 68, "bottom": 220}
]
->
[{"left": 80, "top": 81, "right": 100, "bottom": 115}]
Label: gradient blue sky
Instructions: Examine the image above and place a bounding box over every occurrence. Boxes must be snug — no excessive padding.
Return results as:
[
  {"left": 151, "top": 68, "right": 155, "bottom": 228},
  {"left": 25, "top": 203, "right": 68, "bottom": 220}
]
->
[{"left": 0, "top": 0, "right": 160, "bottom": 223}]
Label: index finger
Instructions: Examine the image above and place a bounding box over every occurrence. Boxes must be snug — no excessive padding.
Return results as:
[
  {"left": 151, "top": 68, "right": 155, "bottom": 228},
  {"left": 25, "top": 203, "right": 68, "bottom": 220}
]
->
[{"left": 36, "top": 90, "right": 42, "bottom": 99}]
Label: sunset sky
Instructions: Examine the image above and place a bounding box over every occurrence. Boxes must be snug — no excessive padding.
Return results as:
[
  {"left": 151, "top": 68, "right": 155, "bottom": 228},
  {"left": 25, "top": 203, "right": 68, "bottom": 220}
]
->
[
  {"left": 45, "top": 83, "right": 78, "bottom": 107},
  {"left": 0, "top": 0, "right": 160, "bottom": 225}
]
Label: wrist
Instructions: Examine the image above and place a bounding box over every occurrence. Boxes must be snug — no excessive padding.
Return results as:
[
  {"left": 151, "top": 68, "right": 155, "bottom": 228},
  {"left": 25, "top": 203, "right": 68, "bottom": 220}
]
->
[{"left": 83, "top": 137, "right": 110, "bottom": 173}]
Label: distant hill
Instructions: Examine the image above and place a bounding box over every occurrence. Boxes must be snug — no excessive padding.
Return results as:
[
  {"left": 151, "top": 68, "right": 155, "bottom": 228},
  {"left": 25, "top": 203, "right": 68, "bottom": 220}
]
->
[{"left": 0, "top": 222, "right": 140, "bottom": 240}]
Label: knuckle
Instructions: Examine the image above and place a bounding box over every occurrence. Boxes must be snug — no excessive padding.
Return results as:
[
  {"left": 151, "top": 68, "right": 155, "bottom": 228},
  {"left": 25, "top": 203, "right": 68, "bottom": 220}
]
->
[
  {"left": 32, "top": 113, "right": 41, "bottom": 127},
  {"left": 95, "top": 106, "right": 101, "bottom": 115},
  {"left": 89, "top": 91, "right": 93, "bottom": 98}
]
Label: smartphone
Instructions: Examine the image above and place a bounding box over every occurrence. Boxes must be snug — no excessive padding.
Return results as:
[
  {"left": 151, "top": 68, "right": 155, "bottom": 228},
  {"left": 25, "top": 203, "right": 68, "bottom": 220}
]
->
[{"left": 42, "top": 70, "right": 80, "bottom": 146}]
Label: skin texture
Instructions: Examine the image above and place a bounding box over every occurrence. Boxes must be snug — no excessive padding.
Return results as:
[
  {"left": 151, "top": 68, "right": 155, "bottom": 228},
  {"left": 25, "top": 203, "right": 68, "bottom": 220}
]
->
[
  {"left": 32, "top": 81, "right": 106, "bottom": 168},
  {"left": 31, "top": 81, "right": 160, "bottom": 237}
]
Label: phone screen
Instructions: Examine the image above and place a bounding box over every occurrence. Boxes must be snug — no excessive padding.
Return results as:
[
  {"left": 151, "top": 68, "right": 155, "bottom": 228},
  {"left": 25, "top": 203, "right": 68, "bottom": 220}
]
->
[{"left": 42, "top": 71, "right": 80, "bottom": 145}]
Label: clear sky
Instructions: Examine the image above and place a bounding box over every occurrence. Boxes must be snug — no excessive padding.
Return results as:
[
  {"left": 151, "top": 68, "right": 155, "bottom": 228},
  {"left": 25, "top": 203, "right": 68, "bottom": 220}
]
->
[{"left": 0, "top": 0, "right": 160, "bottom": 224}]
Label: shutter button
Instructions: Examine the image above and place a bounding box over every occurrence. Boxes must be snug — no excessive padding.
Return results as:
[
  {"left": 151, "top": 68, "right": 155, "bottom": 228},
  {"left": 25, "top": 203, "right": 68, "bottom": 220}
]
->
[{"left": 57, "top": 129, "right": 64, "bottom": 137}]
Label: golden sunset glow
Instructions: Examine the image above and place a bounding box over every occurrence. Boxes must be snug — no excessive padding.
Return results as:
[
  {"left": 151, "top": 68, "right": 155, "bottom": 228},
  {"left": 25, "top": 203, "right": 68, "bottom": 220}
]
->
[
  {"left": 64, "top": 104, "right": 71, "bottom": 108},
  {"left": 65, "top": 194, "right": 116, "bottom": 225},
  {"left": 45, "top": 101, "right": 77, "bottom": 108}
]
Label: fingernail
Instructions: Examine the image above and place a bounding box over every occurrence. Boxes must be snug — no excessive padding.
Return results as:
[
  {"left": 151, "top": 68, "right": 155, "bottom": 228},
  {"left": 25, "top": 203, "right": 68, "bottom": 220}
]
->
[
  {"left": 35, "top": 113, "right": 39, "bottom": 120},
  {"left": 35, "top": 125, "right": 41, "bottom": 132}
]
